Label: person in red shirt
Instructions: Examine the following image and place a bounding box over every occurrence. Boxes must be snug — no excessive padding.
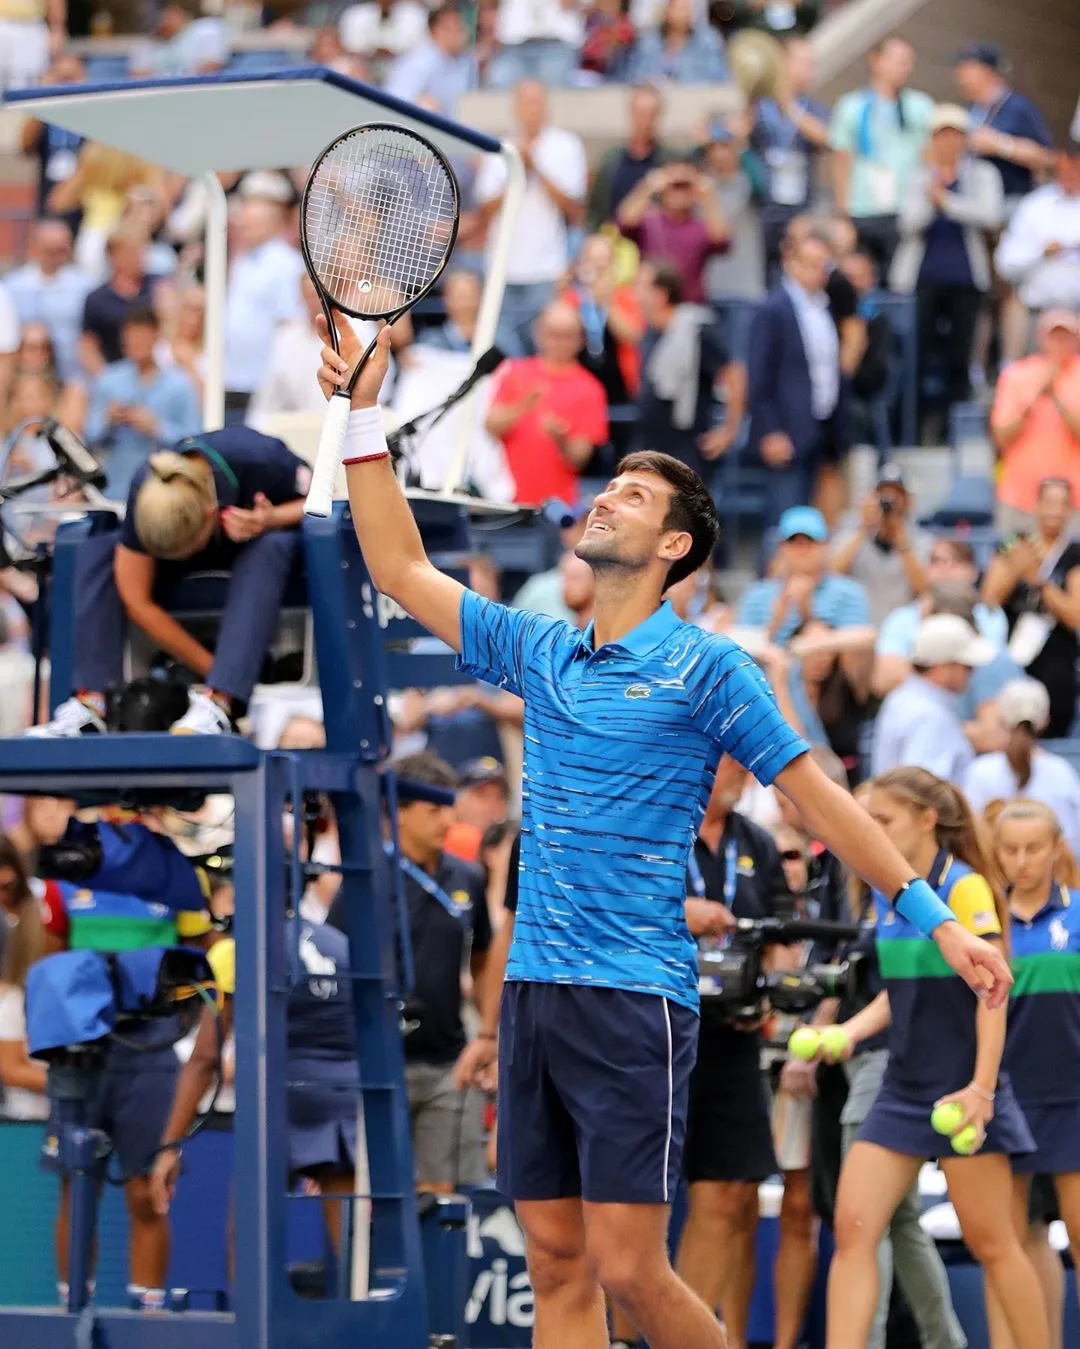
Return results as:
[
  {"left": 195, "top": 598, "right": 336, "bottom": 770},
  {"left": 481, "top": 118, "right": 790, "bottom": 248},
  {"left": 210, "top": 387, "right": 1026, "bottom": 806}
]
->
[{"left": 484, "top": 301, "right": 609, "bottom": 507}]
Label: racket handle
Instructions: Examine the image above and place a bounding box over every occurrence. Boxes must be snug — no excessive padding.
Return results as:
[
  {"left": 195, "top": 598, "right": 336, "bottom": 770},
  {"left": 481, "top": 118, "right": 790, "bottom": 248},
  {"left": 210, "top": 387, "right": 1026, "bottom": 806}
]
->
[{"left": 305, "top": 393, "right": 352, "bottom": 518}]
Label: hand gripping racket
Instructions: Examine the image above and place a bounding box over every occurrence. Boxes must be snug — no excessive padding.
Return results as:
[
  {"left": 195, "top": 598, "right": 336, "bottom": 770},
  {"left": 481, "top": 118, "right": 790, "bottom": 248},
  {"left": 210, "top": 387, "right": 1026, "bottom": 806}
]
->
[{"left": 299, "top": 122, "right": 461, "bottom": 517}]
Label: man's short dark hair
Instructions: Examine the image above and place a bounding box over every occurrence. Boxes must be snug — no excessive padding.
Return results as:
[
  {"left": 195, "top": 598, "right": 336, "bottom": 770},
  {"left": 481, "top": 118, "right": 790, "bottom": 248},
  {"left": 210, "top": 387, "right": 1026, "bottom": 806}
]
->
[
  {"left": 392, "top": 750, "right": 458, "bottom": 791},
  {"left": 647, "top": 261, "right": 684, "bottom": 308},
  {"left": 615, "top": 450, "right": 719, "bottom": 590},
  {"left": 124, "top": 302, "right": 159, "bottom": 329}
]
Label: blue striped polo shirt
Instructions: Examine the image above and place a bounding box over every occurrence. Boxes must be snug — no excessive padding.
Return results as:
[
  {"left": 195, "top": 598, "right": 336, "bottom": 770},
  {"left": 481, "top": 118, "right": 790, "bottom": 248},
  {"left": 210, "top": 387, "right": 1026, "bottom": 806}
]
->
[
  {"left": 1006, "top": 887, "right": 1080, "bottom": 1104},
  {"left": 457, "top": 591, "right": 809, "bottom": 1011},
  {"left": 874, "top": 852, "right": 1001, "bottom": 1096}
]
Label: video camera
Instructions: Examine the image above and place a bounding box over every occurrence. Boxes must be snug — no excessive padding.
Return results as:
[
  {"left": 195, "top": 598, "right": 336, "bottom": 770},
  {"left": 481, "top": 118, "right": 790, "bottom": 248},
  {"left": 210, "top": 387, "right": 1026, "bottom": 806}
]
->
[{"left": 698, "top": 916, "right": 867, "bottom": 1024}]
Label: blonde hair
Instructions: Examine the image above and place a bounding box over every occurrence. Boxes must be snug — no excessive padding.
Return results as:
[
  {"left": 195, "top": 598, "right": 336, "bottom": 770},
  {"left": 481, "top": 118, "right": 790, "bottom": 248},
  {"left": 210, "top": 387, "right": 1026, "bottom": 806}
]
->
[
  {"left": 0, "top": 902, "right": 46, "bottom": 991},
  {"left": 133, "top": 451, "right": 216, "bottom": 559},
  {"left": 874, "top": 767, "right": 1009, "bottom": 942},
  {"left": 994, "top": 798, "right": 1080, "bottom": 889}
]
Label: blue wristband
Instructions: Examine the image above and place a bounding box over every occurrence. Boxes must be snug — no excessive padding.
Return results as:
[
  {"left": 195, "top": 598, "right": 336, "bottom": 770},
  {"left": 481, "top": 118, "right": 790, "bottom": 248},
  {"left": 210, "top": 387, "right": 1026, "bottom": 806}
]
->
[{"left": 893, "top": 877, "right": 956, "bottom": 937}]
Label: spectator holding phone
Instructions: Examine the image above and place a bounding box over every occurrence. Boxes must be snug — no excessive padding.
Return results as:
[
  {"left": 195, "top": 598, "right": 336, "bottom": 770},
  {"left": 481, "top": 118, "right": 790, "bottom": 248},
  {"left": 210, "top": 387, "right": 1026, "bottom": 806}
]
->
[
  {"left": 831, "top": 465, "right": 929, "bottom": 625},
  {"left": 617, "top": 160, "right": 731, "bottom": 304}
]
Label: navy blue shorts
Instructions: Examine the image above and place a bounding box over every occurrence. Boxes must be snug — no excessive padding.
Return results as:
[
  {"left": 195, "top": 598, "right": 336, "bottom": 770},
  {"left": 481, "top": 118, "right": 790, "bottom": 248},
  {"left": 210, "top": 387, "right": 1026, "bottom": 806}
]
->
[
  {"left": 42, "top": 1045, "right": 179, "bottom": 1181},
  {"left": 497, "top": 981, "right": 698, "bottom": 1204}
]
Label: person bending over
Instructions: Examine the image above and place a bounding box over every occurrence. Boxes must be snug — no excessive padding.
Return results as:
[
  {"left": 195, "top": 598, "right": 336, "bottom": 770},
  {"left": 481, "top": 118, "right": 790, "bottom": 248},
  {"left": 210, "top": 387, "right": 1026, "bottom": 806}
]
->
[{"left": 31, "top": 427, "right": 310, "bottom": 737}]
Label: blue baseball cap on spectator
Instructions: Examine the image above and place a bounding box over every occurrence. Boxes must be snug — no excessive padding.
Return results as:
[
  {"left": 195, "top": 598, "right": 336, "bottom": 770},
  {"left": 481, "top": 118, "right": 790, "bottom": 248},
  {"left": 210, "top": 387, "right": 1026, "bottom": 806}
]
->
[
  {"left": 952, "top": 42, "right": 1008, "bottom": 73},
  {"left": 777, "top": 506, "right": 828, "bottom": 542},
  {"left": 706, "top": 119, "right": 734, "bottom": 144}
]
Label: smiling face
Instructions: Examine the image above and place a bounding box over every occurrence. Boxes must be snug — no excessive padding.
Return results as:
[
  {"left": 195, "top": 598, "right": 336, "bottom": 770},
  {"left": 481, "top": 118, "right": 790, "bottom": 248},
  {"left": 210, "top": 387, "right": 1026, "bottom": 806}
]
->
[{"left": 575, "top": 470, "right": 689, "bottom": 583}]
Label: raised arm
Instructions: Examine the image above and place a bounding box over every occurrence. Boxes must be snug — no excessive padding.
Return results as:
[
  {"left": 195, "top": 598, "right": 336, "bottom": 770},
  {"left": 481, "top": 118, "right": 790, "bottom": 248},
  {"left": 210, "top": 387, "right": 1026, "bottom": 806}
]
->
[{"left": 318, "top": 318, "right": 465, "bottom": 651}]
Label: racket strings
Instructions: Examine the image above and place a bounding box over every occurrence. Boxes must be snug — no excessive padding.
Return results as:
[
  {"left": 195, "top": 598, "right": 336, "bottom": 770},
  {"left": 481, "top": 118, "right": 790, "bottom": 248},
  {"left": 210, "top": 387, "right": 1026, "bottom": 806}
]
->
[{"left": 305, "top": 129, "right": 456, "bottom": 318}]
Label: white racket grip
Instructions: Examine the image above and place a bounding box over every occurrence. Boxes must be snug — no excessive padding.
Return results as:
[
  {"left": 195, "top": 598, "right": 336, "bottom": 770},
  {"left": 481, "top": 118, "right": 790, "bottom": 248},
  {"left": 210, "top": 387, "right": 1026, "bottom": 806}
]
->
[{"left": 304, "top": 394, "right": 352, "bottom": 517}]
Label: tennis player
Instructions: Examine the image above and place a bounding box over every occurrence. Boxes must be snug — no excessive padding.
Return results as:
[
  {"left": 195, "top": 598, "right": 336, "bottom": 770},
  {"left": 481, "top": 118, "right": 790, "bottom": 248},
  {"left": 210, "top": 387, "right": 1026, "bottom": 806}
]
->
[{"left": 317, "top": 321, "right": 1011, "bottom": 1349}]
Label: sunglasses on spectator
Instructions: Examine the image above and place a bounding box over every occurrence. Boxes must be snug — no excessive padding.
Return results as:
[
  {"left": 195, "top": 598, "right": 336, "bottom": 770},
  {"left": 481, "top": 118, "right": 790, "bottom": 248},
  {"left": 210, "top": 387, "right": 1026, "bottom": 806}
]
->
[{"left": 780, "top": 848, "right": 805, "bottom": 862}]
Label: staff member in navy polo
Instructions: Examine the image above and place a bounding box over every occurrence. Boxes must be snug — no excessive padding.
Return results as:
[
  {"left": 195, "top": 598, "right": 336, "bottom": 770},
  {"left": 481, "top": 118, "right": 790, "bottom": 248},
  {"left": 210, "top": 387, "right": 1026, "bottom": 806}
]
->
[
  {"left": 392, "top": 751, "right": 496, "bottom": 1192},
  {"left": 150, "top": 916, "right": 365, "bottom": 1257},
  {"left": 30, "top": 426, "right": 311, "bottom": 739}
]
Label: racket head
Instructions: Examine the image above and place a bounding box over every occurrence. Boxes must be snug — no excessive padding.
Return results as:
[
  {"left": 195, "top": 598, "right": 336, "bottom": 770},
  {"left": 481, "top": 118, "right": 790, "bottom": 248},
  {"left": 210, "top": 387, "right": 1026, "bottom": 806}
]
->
[{"left": 300, "top": 122, "right": 461, "bottom": 326}]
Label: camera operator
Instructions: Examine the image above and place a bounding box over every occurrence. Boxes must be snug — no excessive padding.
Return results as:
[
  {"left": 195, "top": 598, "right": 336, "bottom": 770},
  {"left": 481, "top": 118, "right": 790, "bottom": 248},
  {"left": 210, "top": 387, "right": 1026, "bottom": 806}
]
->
[
  {"left": 35, "top": 809, "right": 215, "bottom": 1311},
  {"left": 391, "top": 751, "right": 497, "bottom": 1192},
  {"left": 610, "top": 755, "right": 789, "bottom": 1349},
  {"left": 830, "top": 465, "right": 930, "bottom": 627}
]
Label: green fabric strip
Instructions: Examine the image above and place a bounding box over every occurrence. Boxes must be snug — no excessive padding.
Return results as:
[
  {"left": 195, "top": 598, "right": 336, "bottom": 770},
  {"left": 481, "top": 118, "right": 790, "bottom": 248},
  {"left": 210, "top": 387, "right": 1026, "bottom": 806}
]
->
[
  {"left": 1011, "top": 951, "right": 1080, "bottom": 997},
  {"left": 876, "top": 938, "right": 954, "bottom": 981},
  {"left": 69, "top": 915, "right": 178, "bottom": 952}
]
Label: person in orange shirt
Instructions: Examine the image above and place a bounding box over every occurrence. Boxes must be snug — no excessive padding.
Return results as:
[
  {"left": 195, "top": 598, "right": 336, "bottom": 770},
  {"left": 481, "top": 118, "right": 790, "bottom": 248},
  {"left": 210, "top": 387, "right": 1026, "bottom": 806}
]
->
[
  {"left": 992, "top": 308, "right": 1080, "bottom": 531},
  {"left": 484, "top": 300, "right": 609, "bottom": 508}
]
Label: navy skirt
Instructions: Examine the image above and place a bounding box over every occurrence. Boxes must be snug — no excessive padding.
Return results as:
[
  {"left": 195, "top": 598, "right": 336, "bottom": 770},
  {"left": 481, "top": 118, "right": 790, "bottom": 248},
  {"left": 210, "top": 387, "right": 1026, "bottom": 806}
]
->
[
  {"left": 1012, "top": 1100, "right": 1080, "bottom": 1175},
  {"left": 287, "top": 1055, "right": 360, "bottom": 1177},
  {"left": 858, "top": 1074, "right": 1035, "bottom": 1161}
]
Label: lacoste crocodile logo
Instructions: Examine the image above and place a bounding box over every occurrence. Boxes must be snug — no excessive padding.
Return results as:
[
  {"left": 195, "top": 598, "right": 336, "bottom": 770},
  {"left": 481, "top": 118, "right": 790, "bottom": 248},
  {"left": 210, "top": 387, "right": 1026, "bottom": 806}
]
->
[{"left": 624, "top": 684, "right": 651, "bottom": 699}]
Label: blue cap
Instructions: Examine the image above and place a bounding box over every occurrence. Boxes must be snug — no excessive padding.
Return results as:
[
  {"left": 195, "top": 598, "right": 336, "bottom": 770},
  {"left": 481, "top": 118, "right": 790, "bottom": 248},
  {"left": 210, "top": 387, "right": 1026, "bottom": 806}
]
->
[
  {"left": 777, "top": 506, "right": 828, "bottom": 542},
  {"left": 952, "top": 42, "right": 1008, "bottom": 73},
  {"left": 706, "top": 119, "right": 734, "bottom": 144}
]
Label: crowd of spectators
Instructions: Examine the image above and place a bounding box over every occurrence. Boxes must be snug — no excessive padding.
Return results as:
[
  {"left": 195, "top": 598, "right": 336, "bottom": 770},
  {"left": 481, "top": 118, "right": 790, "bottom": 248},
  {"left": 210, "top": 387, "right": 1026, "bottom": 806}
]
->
[{"left": 2, "top": 29, "right": 1075, "bottom": 538}]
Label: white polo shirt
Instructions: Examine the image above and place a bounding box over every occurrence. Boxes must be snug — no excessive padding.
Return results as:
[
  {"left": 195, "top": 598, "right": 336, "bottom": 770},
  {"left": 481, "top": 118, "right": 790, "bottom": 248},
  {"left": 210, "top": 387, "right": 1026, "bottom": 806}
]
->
[
  {"left": 474, "top": 126, "right": 587, "bottom": 286},
  {"left": 872, "top": 674, "right": 974, "bottom": 783},
  {"left": 223, "top": 238, "right": 305, "bottom": 394}
]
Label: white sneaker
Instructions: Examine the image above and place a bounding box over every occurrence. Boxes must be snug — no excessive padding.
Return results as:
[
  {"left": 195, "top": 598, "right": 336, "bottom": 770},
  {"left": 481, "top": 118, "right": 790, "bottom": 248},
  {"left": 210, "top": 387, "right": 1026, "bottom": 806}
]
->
[
  {"left": 27, "top": 696, "right": 107, "bottom": 738},
  {"left": 170, "top": 689, "right": 232, "bottom": 736}
]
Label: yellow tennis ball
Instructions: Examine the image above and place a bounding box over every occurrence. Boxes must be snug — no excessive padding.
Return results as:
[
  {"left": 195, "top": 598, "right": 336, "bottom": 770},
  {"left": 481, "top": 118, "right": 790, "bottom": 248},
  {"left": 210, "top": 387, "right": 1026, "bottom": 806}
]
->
[
  {"left": 820, "top": 1026, "right": 850, "bottom": 1060},
  {"left": 952, "top": 1126, "right": 979, "bottom": 1156},
  {"left": 931, "top": 1102, "right": 965, "bottom": 1137},
  {"left": 788, "top": 1027, "right": 820, "bottom": 1061}
]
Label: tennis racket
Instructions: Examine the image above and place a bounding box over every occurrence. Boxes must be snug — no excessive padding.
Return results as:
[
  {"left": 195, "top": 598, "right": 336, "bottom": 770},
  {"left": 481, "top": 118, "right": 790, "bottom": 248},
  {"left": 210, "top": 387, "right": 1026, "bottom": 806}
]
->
[{"left": 299, "top": 122, "right": 461, "bottom": 517}]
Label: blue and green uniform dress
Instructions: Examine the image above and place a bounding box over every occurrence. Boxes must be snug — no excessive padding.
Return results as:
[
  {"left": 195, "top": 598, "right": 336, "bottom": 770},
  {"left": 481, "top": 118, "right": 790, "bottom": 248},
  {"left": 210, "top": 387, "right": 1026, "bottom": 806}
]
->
[
  {"left": 860, "top": 851, "right": 1034, "bottom": 1160},
  {"left": 1005, "top": 885, "right": 1080, "bottom": 1175}
]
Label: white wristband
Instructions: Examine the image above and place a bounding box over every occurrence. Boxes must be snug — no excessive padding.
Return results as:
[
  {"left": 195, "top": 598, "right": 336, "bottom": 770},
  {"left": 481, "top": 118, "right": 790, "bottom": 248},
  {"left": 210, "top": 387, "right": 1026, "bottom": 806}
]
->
[{"left": 342, "top": 405, "right": 389, "bottom": 465}]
